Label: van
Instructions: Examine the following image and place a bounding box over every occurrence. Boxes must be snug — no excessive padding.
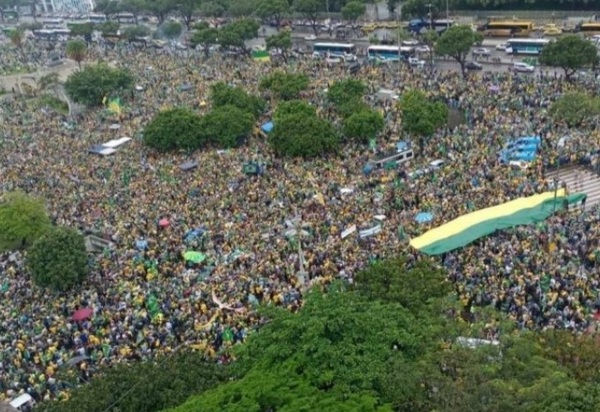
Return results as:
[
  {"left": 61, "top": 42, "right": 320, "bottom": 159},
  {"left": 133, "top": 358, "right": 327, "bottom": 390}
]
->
[{"left": 9, "top": 393, "right": 36, "bottom": 411}]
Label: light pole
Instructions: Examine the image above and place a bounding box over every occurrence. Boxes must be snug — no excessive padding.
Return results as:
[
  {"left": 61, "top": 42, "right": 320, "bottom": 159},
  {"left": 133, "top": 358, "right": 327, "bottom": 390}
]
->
[
  {"left": 426, "top": 3, "right": 433, "bottom": 30},
  {"left": 446, "top": 0, "right": 450, "bottom": 28},
  {"left": 285, "top": 214, "right": 309, "bottom": 287}
]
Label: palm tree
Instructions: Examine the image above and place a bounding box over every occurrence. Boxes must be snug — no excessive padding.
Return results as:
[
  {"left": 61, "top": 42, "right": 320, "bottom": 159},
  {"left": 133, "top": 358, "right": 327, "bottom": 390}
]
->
[{"left": 66, "top": 39, "right": 87, "bottom": 69}]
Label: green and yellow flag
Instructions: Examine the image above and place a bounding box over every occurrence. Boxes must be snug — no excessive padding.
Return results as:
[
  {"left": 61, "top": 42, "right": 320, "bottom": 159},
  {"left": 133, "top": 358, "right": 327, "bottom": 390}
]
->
[
  {"left": 251, "top": 50, "right": 270, "bottom": 62},
  {"left": 107, "top": 97, "right": 123, "bottom": 115},
  {"left": 410, "top": 190, "right": 586, "bottom": 255}
]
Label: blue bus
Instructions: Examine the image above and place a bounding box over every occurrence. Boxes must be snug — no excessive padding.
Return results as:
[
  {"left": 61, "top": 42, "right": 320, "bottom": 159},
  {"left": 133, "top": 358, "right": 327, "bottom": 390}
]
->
[
  {"left": 408, "top": 18, "right": 453, "bottom": 34},
  {"left": 505, "top": 38, "right": 550, "bottom": 55},
  {"left": 367, "top": 45, "right": 413, "bottom": 62},
  {"left": 313, "top": 42, "right": 356, "bottom": 58}
]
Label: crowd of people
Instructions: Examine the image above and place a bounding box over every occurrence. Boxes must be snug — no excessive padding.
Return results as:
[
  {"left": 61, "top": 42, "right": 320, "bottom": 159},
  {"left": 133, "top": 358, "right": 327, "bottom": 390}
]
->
[{"left": 2, "top": 34, "right": 600, "bottom": 404}]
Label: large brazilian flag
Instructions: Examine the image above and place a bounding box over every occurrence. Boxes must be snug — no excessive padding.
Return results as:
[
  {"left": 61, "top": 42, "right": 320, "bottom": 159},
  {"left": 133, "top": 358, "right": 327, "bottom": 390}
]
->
[{"left": 410, "top": 189, "right": 586, "bottom": 255}]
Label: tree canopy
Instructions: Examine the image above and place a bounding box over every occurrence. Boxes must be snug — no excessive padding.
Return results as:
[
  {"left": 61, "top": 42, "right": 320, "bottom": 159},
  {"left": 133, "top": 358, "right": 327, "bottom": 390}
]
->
[
  {"left": 26, "top": 227, "right": 89, "bottom": 291},
  {"left": 539, "top": 35, "right": 599, "bottom": 81},
  {"left": 342, "top": 108, "right": 385, "bottom": 144},
  {"left": 549, "top": 91, "right": 600, "bottom": 127},
  {"left": 0, "top": 191, "right": 52, "bottom": 251},
  {"left": 199, "top": 105, "right": 255, "bottom": 148},
  {"left": 327, "top": 78, "right": 367, "bottom": 107},
  {"left": 269, "top": 110, "right": 340, "bottom": 158},
  {"left": 143, "top": 107, "right": 205, "bottom": 152},
  {"left": 399, "top": 89, "right": 448, "bottom": 137},
  {"left": 260, "top": 71, "right": 310, "bottom": 100},
  {"left": 273, "top": 99, "right": 316, "bottom": 123},
  {"left": 435, "top": 24, "right": 483, "bottom": 77},
  {"left": 211, "top": 82, "right": 266, "bottom": 119},
  {"left": 64, "top": 64, "right": 133, "bottom": 106}
]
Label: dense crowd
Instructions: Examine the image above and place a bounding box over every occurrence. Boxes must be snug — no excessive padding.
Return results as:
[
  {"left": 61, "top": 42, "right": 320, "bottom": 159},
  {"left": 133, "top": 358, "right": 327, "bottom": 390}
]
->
[{"left": 2, "top": 38, "right": 600, "bottom": 404}]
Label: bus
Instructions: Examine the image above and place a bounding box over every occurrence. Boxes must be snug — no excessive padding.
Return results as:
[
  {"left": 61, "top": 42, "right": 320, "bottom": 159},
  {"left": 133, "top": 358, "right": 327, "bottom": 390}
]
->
[
  {"left": 41, "top": 18, "right": 63, "bottom": 25},
  {"left": 32, "top": 29, "right": 56, "bottom": 39},
  {"left": 408, "top": 18, "right": 453, "bottom": 34},
  {"left": 505, "top": 38, "right": 550, "bottom": 55},
  {"left": 114, "top": 13, "right": 136, "bottom": 23},
  {"left": 483, "top": 21, "right": 534, "bottom": 37},
  {"left": 87, "top": 13, "right": 106, "bottom": 23},
  {"left": 578, "top": 22, "right": 600, "bottom": 36},
  {"left": 313, "top": 42, "right": 356, "bottom": 59},
  {"left": 367, "top": 45, "right": 413, "bottom": 62}
]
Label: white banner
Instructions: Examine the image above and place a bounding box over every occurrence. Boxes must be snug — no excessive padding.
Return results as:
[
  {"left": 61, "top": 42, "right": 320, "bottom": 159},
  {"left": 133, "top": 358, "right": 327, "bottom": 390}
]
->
[
  {"left": 341, "top": 225, "right": 357, "bottom": 239},
  {"left": 359, "top": 225, "right": 382, "bottom": 238}
]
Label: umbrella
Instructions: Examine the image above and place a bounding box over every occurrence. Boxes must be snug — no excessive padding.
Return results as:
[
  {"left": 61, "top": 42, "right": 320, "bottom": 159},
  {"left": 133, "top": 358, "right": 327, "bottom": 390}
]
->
[
  {"left": 159, "top": 218, "right": 170, "bottom": 227},
  {"left": 488, "top": 85, "right": 500, "bottom": 92},
  {"left": 183, "top": 251, "right": 206, "bottom": 263},
  {"left": 72, "top": 307, "right": 93, "bottom": 321},
  {"left": 415, "top": 212, "right": 434, "bottom": 224},
  {"left": 135, "top": 239, "right": 148, "bottom": 250},
  {"left": 261, "top": 122, "right": 273, "bottom": 133},
  {"left": 109, "top": 124, "right": 120, "bottom": 130}
]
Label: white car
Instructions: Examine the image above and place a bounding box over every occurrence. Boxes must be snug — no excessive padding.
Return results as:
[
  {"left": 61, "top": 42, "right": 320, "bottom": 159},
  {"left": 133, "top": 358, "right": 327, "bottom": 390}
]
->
[
  {"left": 415, "top": 45, "right": 431, "bottom": 53},
  {"left": 495, "top": 43, "right": 507, "bottom": 51},
  {"left": 510, "top": 62, "right": 535, "bottom": 73},
  {"left": 472, "top": 47, "right": 490, "bottom": 57},
  {"left": 325, "top": 56, "right": 343, "bottom": 65},
  {"left": 402, "top": 39, "right": 419, "bottom": 46},
  {"left": 429, "top": 159, "right": 445, "bottom": 170},
  {"left": 304, "top": 34, "right": 317, "bottom": 41},
  {"left": 408, "top": 57, "right": 425, "bottom": 68}
]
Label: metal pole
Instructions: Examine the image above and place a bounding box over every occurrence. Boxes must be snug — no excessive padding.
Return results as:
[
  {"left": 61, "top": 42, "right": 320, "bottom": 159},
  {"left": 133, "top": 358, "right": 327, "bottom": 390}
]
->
[
  {"left": 446, "top": 0, "right": 450, "bottom": 27},
  {"left": 553, "top": 177, "right": 558, "bottom": 213}
]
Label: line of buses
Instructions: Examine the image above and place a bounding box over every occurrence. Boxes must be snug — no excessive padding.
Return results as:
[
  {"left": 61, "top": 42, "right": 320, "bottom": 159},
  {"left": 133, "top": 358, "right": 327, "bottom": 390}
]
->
[{"left": 477, "top": 18, "right": 600, "bottom": 37}]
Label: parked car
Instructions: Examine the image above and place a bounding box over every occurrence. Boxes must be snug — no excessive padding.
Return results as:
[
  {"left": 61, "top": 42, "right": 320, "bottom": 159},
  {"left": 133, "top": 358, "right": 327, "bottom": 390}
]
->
[
  {"left": 402, "top": 39, "right": 419, "bottom": 46},
  {"left": 495, "top": 42, "right": 508, "bottom": 51},
  {"left": 304, "top": 34, "right": 317, "bottom": 41},
  {"left": 472, "top": 47, "right": 490, "bottom": 57},
  {"left": 415, "top": 45, "right": 431, "bottom": 53},
  {"left": 408, "top": 57, "right": 425, "bottom": 67},
  {"left": 509, "top": 62, "right": 535, "bottom": 73},
  {"left": 465, "top": 61, "right": 483, "bottom": 70},
  {"left": 543, "top": 27, "right": 562, "bottom": 36}
]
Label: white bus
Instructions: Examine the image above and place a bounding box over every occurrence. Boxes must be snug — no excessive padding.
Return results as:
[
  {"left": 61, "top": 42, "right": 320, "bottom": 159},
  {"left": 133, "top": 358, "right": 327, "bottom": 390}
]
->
[
  {"left": 367, "top": 45, "right": 414, "bottom": 62},
  {"left": 41, "top": 18, "right": 63, "bottom": 25},
  {"left": 505, "top": 38, "right": 551, "bottom": 55},
  {"left": 313, "top": 42, "right": 356, "bottom": 60},
  {"left": 115, "top": 13, "right": 136, "bottom": 23},
  {"left": 87, "top": 13, "right": 107, "bottom": 23}
]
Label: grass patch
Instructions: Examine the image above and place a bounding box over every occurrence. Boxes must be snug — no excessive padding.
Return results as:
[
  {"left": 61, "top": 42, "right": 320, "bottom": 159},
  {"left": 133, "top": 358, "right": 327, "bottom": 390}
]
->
[{"left": 35, "top": 94, "right": 69, "bottom": 115}]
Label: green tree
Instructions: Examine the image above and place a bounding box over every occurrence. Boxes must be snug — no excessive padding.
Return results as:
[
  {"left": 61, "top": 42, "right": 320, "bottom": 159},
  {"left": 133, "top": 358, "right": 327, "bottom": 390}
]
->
[
  {"left": 161, "top": 20, "right": 183, "bottom": 39},
  {"left": 190, "top": 27, "right": 219, "bottom": 56},
  {"left": 327, "top": 78, "right": 367, "bottom": 106},
  {"left": 259, "top": 71, "right": 309, "bottom": 100},
  {"left": 96, "top": 20, "right": 120, "bottom": 36},
  {"left": 119, "top": 0, "right": 145, "bottom": 24},
  {"left": 269, "top": 111, "right": 339, "bottom": 157},
  {"left": 293, "top": 0, "right": 323, "bottom": 35},
  {"left": 8, "top": 27, "right": 23, "bottom": 48},
  {"left": 210, "top": 82, "right": 266, "bottom": 119},
  {"left": 539, "top": 34, "right": 599, "bottom": 81},
  {"left": 353, "top": 257, "right": 452, "bottom": 313},
  {"left": 435, "top": 24, "right": 483, "bottom": 78},
  {"left": 218, "top": 18, "right": 260, "bottom": 51},
  {"left": 199, "top": 105, "right": 255, "bottom": 148},
  {"left": 421, "top": 28, "right": 438, "bottom": 68},
  {"left": 0, "top": 191, "right": 52, "bottom": 251},
  {"left": 171, "top": 286, "right": 423, "bottom": 411},
  {"left": 143, "top": 107, "right": 205, "bottom": 152},
  {"left": 256, "top": 0, "right": 289, "bottom": 30},
  {"left": 228, "top": 0, "right": 258, "bottom": 17},
  {"left": 199, "top": 1, "right": 225, "bottom": 17},
  {"left": 265, "top": 30, "right": 292, "bottom": 62},
  {"left": 399, "top": 89, "right": 448, "bottom": 138},
  {"left": 26, "top": 227, "right": 89, "bottom": 291},
  {"left": 143, "top": 0, "right": 175, "bottom": 25},
  {"left": 342, "top": 109, "right": 385, "bottom": 144},
  {"left": 65, "top": 39, "right": 87, "bottom": 69},
  {"left": 67, "top": 22, "right": 96, "bottom": 37},
  {"left": 273, "top": 99, "right": 316, "bottom": 123},
  {"left": 549, "top": 91, "right": 600, "bottom": 127},
  {"left": 37, "top": 352, "right": 229, "bottom": 412},
  {"left": 341, "top": 1, "right": 365, "bottom": 25},
  {"left": 122, "top": 24, "right": 151, "bottom": 41},
  {"left": 177, "top": 0, "right": 201, "bottom": 28},
  {"left": 94, "top": 0, "right": 120, "bottom": 19},
  {"left": 64, "top": 64, "right": 134, "bottom": 106}
]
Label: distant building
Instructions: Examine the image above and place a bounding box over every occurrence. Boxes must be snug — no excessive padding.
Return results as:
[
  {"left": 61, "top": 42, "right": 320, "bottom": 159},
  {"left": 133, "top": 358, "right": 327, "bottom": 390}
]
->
[{"left": 39, "top": 0, "right": 96, "bottom": 13}]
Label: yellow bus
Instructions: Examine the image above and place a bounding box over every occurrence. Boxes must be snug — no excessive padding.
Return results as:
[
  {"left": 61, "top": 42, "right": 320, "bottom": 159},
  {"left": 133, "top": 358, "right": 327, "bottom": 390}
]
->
[
  {"left": 578, "top": 23, "right": 600, "bottom": 36},
  {"left": 483, "top": 21, "right": 534, "bottom": 37}
]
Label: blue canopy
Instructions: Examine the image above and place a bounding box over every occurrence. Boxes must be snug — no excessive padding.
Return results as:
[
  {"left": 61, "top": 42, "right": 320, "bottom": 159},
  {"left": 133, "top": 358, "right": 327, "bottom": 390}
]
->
[
  {"left": 415, "top": 212, "right": 434, "bottom": 224},
  {"left": 261, "top": 122, "right": 273, "bottom": 133}
]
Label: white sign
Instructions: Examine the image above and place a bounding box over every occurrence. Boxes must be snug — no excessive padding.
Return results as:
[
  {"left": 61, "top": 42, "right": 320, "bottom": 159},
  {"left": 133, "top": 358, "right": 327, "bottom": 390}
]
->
[{"left": 359, "top": 225, "right": 382, "bottom": 238}]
